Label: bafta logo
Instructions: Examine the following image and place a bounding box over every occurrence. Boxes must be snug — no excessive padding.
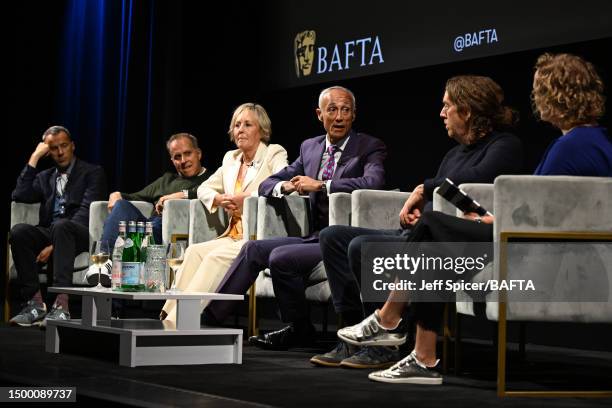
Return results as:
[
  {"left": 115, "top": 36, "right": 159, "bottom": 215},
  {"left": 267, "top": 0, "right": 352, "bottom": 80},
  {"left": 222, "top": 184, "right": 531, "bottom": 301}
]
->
[{"left": 294, "top": 30, "right": 316, "bottom": 78}]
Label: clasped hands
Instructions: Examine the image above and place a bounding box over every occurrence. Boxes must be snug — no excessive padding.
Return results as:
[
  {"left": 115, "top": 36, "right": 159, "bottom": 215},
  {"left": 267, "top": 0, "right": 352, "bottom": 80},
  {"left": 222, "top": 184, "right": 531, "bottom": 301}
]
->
[
  {"left": 282, "top": 176, "right": 324, "bottom": 195},
  {"left": 214, "top": 192, "right": 249, "bottom": 214}
]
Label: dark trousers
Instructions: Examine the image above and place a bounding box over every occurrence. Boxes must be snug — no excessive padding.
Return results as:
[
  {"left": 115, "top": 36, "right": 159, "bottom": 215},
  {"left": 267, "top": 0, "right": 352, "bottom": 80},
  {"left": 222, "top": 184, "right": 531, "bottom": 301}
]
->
[
  {"left": 407, "top": 211, "right": 493, "bottom": 331},
  {"left": 10, "top": 219, "right": 89, "bottom": 302},
  {"left": 101, "top": 200, "right": 162, "bottom": 248},
  {"left": 319, "top": 225, "right": 411, "bottom": 325},
  {"left": 205, "top": 236, "right": 323, "bottom": 324}
]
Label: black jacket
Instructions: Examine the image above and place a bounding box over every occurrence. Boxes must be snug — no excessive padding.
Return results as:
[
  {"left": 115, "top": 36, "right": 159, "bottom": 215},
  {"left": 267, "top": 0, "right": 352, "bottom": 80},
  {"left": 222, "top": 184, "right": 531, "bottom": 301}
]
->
[{"left": 12, "top": 158, "right": 107, "bottom": 228}]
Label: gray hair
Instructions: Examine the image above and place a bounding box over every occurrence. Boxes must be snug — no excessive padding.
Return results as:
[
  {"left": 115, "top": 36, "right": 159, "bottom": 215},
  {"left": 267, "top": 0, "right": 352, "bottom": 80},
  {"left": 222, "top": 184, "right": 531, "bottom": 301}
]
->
[
  {"left": 318, "top": 86, "right": 356, "bottom": 111},
  {"left": 166, "top": 133, "right": 200, "bottom": 153},
  {"left": 227, "top": 103, "right": 272, "bottom": 144},
  {"left": 42, "top": 125, "right": 71, "bottom": 141}
]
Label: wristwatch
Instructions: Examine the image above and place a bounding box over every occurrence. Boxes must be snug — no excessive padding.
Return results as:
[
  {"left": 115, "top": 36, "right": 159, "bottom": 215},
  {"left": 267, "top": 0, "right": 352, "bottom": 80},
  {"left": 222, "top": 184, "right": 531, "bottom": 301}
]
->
[
  {"left": 182, "top": 189, "right": 189, "bottom": 199},
  {"left": 320, "top": 181, "right": 327, "bottom": 194},
  {"left": 474, "top": 216, "right": 482, "bottom": 223}
]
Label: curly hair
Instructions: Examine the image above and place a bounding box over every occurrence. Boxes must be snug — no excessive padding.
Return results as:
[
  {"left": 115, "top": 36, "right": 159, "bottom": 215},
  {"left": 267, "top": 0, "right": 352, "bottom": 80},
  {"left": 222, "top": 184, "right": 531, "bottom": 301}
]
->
[
  {"left": 445, "top": 75, "right": 518, "bottom": 144},
  {"left": 532, "top": 53, "right": 606, "bottom": 130}
]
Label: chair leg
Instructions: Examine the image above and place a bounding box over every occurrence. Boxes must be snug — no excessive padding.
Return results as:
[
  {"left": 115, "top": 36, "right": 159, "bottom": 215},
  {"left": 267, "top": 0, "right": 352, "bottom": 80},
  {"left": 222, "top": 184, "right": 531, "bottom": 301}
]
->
[
  {"left": 321, "top": 303, "right": 328, "bottom": 334},
  {"left": 442, "top": 304, "right": 451, "bottom": 374},
  {"left": 4, "top": 237, "right": 12, "bottom": 322},
  {"left": 454, "top": 312, "right": 462, "bottom": 375},
  {"left": 518, "top": 322, "right": 526, "bottom": 361},
  {"left": 247, "top": 283, "right": 258, "bottom": 337}
]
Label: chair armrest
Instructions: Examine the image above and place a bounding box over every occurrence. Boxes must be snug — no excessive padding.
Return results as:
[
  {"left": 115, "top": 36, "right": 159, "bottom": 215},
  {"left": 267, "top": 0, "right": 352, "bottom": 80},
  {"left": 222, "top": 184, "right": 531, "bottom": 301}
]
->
[
  {"left": 351, "top": 189, "right": 409, "bottom": 229},
  {"left": 242, "top": 196, "right": 258, "bottom": 241},
  {"left": 11, "top": 202, "right": 40, "bottom": 228},
  {"left": 162, "top": 199, "right": 190, "bottom": 244},
  {"left": 432, "top": 187, "right": 456, "bottom": 215},
  {"left": 257, "top": 195, "right": 310, "bottom": 239},
  {"left": 494, "top": 175, "right": 612, "bottom": 235},
  {"left": 329, "top": 192, "right": 351, "bottom": 226},
  {"left": 188, "top": 199, "right": 227, "bottom": 245},
  {"left": 89, "top": 201, "right": 109, "bottom": 244},
  {"left": 89, "top": 200, "right": 154, "bottom": 244}
]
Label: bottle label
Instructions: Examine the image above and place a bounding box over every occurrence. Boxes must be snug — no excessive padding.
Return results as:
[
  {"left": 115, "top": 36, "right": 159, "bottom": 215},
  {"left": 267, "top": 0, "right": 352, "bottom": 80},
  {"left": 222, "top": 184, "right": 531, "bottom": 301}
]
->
[
  {"left": 111, "top": 260, "right": 122, "bottom": 289},
  {"left": 121, "top": 262, "right": 141, "bottom": 285},
  {"left": 124, "top": 238, "right": 134, "bottom": 249}
]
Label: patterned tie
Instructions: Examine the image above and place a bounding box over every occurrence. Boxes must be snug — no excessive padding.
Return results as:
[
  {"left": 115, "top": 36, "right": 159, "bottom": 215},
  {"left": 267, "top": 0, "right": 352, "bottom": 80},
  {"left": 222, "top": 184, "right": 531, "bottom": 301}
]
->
[{"left": 321, "top": 145, "right": 338, "bottom": 181}]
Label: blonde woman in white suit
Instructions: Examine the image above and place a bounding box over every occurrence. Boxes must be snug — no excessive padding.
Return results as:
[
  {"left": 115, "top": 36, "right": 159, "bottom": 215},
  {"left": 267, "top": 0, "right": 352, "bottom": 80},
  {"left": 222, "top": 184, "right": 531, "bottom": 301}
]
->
[{"left": 161, "top": 103, "right": 288, "bottom": 323}]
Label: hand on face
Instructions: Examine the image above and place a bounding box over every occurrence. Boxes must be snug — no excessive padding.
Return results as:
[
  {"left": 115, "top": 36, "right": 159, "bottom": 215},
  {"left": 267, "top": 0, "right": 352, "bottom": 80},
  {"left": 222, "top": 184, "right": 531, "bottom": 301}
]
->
[
  {"left": 43, "top": 131, "right": 74, "bottom": 169},
  {"left": 32, "top": 142, "right": 50, "bottom": 161}
]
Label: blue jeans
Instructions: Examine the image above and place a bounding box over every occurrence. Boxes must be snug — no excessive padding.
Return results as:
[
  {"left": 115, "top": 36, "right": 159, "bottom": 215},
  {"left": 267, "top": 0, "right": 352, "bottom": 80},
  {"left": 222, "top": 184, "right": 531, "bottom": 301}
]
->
[{"left": 101, "top": 200, "right": 162, "bottom": 249}]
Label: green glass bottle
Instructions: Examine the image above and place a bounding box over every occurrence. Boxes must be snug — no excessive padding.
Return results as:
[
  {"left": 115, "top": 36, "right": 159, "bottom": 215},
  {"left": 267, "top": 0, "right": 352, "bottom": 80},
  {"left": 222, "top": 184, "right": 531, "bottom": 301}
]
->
[{"left": 120, "top": 221, "right": 144, "bottom": 291}]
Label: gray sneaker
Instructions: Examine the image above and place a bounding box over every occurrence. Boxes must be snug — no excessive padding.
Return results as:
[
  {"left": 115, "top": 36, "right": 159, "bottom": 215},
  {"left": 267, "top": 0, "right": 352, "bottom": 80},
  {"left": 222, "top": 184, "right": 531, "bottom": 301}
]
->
[
  {"left": 368, "top": 350, "right": 443, "bottom": 385},
  {"left": 40, "top": 305, "right": 71, "bottom": 328},
  {"left": 340, "top": 346, "right": 401, "bottom": 369},
  {"left": 310, "top": 341, "right": 359, "bottom": 367},
  {"left": 9, "top": 301, "right": 47, "bottom": 327},
  {"left": 337, "top": 311, "right": 406, "bottom": 346}
]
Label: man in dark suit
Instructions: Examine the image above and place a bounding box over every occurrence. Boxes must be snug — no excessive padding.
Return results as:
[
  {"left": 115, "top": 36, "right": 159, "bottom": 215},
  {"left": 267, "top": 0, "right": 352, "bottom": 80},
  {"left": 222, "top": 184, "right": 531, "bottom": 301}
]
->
[
  {"left": 9, "top": 126, "right": 107, "bottom": 327},
  {"left": 203, "top": 86, "right": 387, "bottom": 349}
]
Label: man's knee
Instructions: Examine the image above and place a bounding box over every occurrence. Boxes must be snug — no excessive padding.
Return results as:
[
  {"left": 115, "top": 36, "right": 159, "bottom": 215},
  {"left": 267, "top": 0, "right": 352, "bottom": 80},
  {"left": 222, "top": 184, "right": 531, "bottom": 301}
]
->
[
  {"left": 348, "top": 235, "right": 369, "bottom": 260},
  {"left": 50, "top": 219, "right": 75, "bottom": 234},
  {"left": 319, "top": 225, "right": 349, "bottom": 247},
  {"left": 112, "top": 199, "right": 136, "bottom": 212},
  {"left": 269, "top": 246, "right": 295, "bottom": 274},
  {"left": 9, "top": 223, "right": 35, "bottom": 244}
]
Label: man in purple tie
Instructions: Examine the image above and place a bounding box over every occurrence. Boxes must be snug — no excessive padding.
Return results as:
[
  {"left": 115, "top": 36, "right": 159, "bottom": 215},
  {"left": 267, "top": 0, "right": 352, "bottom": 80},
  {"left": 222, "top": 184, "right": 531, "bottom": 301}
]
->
[{"left": 204, "top": 86, "right": 387, "bottom": 349}]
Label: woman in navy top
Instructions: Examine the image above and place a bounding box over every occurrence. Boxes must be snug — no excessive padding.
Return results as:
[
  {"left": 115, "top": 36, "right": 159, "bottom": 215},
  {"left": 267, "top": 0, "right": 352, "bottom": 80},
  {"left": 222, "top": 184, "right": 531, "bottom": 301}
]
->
[{"left": 336, "top": 53, "right": 612, "bottom": 385}]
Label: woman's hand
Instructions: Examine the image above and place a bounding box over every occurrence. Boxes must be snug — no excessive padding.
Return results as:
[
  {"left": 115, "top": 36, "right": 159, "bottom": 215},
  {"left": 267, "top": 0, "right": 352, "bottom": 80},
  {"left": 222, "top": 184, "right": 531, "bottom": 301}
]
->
[
  {"left": 399, "top": 184, "right": 425, "bottom": 227},
  {"left": 463, "top": 212, "right": 495, "bottom": 224}
]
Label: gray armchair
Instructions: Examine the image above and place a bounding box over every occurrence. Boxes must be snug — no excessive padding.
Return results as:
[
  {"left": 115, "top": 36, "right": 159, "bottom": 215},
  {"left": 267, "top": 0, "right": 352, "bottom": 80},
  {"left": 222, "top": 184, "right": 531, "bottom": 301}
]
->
[
  {"left": 250, "top": 193, "right": 351, "bottom": 335},
  {"left": 483, "top": 176, "right": 611, "bottom": 396}
]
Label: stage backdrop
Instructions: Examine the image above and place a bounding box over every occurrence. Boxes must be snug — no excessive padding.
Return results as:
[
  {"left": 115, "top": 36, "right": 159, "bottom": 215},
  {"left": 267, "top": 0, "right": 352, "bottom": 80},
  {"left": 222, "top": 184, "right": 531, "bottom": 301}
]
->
[{"left": 259, "top": 0, "right": 612, "bottom": 89}]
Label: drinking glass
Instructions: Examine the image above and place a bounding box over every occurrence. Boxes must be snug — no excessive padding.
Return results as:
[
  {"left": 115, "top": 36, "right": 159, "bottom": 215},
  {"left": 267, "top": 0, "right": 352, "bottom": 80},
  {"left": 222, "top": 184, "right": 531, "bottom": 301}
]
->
[
  {"left": 166, "top": 242, "right": 185, "bottom": 292},
  {"left": 90, "top": 240, "right": 110, "bottom": 290}
]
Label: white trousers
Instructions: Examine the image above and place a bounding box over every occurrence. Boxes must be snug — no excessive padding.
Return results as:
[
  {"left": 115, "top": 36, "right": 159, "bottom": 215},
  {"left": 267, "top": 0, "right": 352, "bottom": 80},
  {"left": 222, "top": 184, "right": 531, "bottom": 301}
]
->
[{"left": 162, "top": 236, "right": 245, "bottom": 323}]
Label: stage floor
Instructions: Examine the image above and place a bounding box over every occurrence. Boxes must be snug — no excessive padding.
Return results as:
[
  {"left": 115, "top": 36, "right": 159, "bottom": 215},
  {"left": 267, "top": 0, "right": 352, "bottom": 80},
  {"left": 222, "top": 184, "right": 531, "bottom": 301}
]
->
[{"left": 0, "top": 325, "right": 611, "bottom": 407}]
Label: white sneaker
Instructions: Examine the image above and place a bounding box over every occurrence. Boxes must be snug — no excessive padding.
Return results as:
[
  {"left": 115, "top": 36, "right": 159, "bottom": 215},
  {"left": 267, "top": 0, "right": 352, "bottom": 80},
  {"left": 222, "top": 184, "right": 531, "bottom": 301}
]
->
[
  {"left": 85, "top": 260, "right": 112, "bottom": 287},
  {"left": 368, "top": 350, "right": 443, "bottom": 385},
  {"left": 337, "top": 310, "right": 406, "bottom": 346}
]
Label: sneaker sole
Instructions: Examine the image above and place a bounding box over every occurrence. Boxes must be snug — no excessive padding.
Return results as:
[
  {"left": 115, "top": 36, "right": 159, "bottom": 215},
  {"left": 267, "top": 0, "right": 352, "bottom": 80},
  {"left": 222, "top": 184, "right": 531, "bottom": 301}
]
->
[
  {"left": 368, "top": 373, "right": 443, "bottom": 385},
  {"left": 86, "top": 273, "right": 111, "bottom": 287},
  {"left": 340, "top": 360, "right": 397, "bottom": 369},
  {"left": 11, "top": 320, "right": 43, "bottom": 327},
  {"left": 309, "top": 357, "right": 342, "bottom": 367},
  {"left": 337, "top": 332, "right": 406, "bottom": 347}
]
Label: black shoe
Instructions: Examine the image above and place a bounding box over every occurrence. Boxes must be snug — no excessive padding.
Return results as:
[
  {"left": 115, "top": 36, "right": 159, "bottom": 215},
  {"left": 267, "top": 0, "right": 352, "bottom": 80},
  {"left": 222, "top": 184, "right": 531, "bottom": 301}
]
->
[
  {"left": 248, "top": 324, "right": 314, "bottom": 350},
  {"left": 310, "top": 341, "right": 359, "bottom": 367}
]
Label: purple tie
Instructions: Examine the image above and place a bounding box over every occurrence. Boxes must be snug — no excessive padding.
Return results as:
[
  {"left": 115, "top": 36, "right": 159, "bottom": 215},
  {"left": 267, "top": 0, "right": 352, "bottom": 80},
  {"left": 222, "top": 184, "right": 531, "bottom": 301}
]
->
[{"left": 321, "top": 145, "right": 338, "bottom": 181}]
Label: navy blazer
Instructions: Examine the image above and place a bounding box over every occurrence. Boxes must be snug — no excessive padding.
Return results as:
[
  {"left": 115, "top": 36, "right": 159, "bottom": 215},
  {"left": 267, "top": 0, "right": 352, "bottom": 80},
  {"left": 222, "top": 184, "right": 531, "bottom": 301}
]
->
[
  {"left": 12, "top": 158, "right": 107, "bottom": 228},
  {"left": 259, "top": 130, "right": 386, "bottom": 231}
]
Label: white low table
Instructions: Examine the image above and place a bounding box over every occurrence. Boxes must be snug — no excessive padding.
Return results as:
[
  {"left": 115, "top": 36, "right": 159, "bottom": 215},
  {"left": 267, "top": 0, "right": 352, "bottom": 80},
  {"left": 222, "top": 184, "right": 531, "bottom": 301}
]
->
[{"left": 45, "top": 287, "right": 243, "bottom": 367}]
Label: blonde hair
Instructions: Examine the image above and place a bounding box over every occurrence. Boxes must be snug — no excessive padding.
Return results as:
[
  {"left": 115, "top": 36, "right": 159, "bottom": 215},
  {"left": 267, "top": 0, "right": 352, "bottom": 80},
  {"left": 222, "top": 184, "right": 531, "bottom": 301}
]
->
[
  {"left": 227, "top": 103, "right": 271, "bottom": 144},
  {"left": 532, "top": 53, "right": 605, "bottom": 129}
]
